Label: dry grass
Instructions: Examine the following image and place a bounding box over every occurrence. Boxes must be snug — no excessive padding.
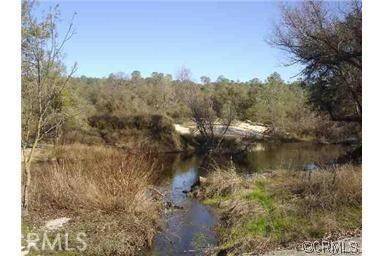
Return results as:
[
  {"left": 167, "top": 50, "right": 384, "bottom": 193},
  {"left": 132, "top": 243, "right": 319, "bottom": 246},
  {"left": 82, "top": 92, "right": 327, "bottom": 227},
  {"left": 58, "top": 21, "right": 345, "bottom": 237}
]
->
[
  {"left": 203, "top": 164, "right": 246, "bottom": 198},
  {"left": 25, "top": 144, "right": 163, "bottom": 255},
  {"left": 200, "top": 164, "right": 362, "bottom": 255},
  {"left": 271, "top": 164, "right": 362, "bottom": 214}
]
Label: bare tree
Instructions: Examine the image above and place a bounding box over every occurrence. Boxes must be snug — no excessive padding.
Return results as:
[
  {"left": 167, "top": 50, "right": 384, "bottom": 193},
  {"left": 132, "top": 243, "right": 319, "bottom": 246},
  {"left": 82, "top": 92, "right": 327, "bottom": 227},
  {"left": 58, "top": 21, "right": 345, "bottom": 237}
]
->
[
  {"left": 176, "top": 65, "right": 192, "bottom": 82},
  {"left": 186, "top": 89, "right": 235, "bottom": 152},
  {"left": 21, "top": 0, "right": 77, "bottom": 213}
]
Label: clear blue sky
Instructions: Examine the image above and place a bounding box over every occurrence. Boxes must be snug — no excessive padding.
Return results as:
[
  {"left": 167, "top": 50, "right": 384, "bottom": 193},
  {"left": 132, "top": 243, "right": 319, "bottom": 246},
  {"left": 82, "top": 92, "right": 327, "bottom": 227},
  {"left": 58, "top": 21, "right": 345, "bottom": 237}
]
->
[{"left": 36, "top": 1, "right": 304, "bottom": 82}]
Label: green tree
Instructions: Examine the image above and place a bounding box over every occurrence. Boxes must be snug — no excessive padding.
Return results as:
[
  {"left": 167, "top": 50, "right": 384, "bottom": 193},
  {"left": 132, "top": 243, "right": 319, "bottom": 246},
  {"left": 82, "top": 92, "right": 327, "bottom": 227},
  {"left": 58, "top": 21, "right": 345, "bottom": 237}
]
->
[
  {"left": 21, "top": 0, "right": 77, "bottom": 213},
  {"left": 216, "top": 75, "right": 230, "bottom": 84},
  {"left": 131, "top": 70, "right": 142, "bottom": 82},
  {"left": 200, "top": 76, "right": 211, "bottom": 85},
  {"left": 270, "top": 0, "right": 361, "bottom": 124}
]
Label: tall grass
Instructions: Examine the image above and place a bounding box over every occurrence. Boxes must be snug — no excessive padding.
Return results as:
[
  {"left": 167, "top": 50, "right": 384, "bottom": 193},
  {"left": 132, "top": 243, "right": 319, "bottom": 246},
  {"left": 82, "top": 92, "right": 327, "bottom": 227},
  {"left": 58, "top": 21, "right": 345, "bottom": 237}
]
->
[
  {"left": 27, "top": 144, "right": 162, "bottom": 255},
  {"left": 272, "top": 165, "right": 362, "bottom": 213},
  {"left": 200, "top": 164, "right": 362, "bottom": 255}
]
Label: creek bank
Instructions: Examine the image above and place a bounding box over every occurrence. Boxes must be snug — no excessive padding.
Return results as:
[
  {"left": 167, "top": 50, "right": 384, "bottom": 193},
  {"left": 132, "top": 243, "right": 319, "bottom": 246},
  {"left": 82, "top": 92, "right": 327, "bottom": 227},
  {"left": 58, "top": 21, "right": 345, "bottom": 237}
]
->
[
  {"left": 174, "top": 121, "right": 268, "bottom": 138},
  {"left": 188, "top": 164, "right": 362, "bottom": 255}
]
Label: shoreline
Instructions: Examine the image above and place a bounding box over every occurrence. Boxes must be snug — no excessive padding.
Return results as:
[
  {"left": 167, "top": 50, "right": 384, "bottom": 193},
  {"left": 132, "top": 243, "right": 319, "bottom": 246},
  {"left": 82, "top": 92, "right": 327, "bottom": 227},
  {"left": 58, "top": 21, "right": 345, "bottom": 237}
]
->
[{"left": 192, "top": 164, "right": 362, "bottom": 255}]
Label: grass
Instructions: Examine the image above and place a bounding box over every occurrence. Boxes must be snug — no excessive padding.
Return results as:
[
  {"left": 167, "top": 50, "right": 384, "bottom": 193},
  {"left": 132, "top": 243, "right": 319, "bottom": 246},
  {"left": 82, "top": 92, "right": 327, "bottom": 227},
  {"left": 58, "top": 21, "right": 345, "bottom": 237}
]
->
[
  {"left": 199, "top": 164, "right": 362, "bottom": 255},
  {"left": 23, "top": 144, "right": 163, "bottom": 255}
]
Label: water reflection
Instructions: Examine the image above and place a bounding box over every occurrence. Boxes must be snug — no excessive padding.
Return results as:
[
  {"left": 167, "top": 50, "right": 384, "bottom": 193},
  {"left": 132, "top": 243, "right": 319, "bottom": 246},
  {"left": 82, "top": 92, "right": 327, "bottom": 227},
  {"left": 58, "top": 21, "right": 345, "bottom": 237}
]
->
[
  {"left": 238, "top": 142, "right": 347, "bottom": 172},
  {"left": 152, "top": 158, "right": 217, "bottom": 256},
  {"left": 151, "top": 142, "right": 347, "bottom": 255}
]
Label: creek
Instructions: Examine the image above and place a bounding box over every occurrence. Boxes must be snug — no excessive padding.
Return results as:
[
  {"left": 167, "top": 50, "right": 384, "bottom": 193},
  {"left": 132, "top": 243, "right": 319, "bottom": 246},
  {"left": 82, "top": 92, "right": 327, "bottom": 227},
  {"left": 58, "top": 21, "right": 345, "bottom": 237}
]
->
[{"left": 150, "top": 142, "right": 347, "bottom": 255}]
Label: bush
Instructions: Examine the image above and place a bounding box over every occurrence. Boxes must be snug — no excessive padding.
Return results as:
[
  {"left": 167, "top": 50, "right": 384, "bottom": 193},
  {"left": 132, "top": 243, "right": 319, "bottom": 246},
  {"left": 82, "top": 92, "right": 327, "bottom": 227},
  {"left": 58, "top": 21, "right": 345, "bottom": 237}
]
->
[
  {"left": 87, "top": 114, "right": 183, "bottom": 152},
  {"left": 28, "top": 144, "right": 162, "bottom": 255}
]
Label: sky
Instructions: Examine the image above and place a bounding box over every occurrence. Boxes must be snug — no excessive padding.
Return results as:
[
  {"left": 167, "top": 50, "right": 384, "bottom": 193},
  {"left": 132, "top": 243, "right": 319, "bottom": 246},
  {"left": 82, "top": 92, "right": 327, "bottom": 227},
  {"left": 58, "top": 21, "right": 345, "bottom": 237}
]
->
[{"left": 36, "top": 1, "right": 304, "bottom": 82}]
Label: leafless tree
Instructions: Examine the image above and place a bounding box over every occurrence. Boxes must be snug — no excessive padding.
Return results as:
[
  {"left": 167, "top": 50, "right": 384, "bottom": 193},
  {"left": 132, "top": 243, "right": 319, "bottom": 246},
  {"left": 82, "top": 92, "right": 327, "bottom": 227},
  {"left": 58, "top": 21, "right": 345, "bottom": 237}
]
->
[
  {"left": 21, "top": 0, "right": 77, "bottom": 213},
  {"left": 186, "top": 89, "right": 235, "bottom": 152},
  {"left": 176, "top": 65, "right": 192, "bottom": 82}
]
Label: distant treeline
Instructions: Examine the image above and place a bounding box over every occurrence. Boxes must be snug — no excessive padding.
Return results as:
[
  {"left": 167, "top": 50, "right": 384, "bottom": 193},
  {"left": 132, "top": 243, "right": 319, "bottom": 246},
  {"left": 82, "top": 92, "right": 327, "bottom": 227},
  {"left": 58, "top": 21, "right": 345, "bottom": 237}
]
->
[{"left": 56, "top": 70, "right": 358, "bottom": 145}]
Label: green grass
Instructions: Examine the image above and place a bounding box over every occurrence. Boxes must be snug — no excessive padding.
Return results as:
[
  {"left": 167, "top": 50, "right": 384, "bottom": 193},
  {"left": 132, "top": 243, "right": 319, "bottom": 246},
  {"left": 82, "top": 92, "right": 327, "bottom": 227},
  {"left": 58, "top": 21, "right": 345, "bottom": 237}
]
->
[
  {"left": 242, "top": 183, "right": 290, "bottom": 240},
  {"left": 244, "top": 186, "right": 273, "bottom": 210},
  {"left": 203, "top": 195, "right": 231, "bottom": 205},
  {"left": 202, "top": 165, "right": 362, "bottom": 254},
  {"left": 245, "top": 217, "right": 268, "bottom": 236}
]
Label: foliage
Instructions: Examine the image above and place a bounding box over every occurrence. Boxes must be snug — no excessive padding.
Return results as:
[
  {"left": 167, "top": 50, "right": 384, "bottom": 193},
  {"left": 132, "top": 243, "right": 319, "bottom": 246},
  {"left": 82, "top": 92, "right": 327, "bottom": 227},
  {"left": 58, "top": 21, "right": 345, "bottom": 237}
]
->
[
  {"left": 200, "top": 164, "right": 362, "bottom": 255},
  {"left": 26, "top": 144, "right": 162, "bottom": 255},
  {"left": 56, "top": 71, "right": 329, "bottom": 143},
  {"left": 271, "top": 1, "right": 362, "bottom": 124},
  {"left": 21, "top": 0, "right": 77, "bottom": 212},
  {"left": 87, "top": 114, "right": 183, "bottom": 152}
]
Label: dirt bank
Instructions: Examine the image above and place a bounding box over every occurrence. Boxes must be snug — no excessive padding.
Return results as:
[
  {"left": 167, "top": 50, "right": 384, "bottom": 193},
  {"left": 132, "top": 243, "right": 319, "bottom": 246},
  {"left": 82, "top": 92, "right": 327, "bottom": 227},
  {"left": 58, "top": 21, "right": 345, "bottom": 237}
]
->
[{"left": 174, "top": 121, "right": 268, "bottom": 138}]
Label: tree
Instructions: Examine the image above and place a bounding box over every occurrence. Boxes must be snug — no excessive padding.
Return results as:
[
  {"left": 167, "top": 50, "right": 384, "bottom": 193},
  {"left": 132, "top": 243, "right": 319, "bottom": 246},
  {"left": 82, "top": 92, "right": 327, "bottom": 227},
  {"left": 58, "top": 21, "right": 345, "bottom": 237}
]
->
[
  {"left": 249, "top": 77, "right": 262, "bottom": 86},
  {"left": 200, "top": 76, "right": 211, "bottom": 85},
  {"left": 21, "top": 0, "right": 77, "bottom": 213},
  {"left": 187, "top": 88, "right": 235, "bottom": 152},
  {"left": 270, "top": 1, "right": 361, "bottom": 124},
  {"left": 246, "top": 80, "right": 313, "bottom": 135},
  {"left": 216, "top": 75, "right": 230, "bottom": 84},
  {"left": 266, "top": 72, "right": 284, "bottom": 84},
  {"left": 131, "top": 70, "right": 142, "bottom": 82},
  {"left": 176, "top": 65, "right": 192, "bottom": 82},
  {"left": 107, "top": 72, "right": 129, "bottom": 88}
]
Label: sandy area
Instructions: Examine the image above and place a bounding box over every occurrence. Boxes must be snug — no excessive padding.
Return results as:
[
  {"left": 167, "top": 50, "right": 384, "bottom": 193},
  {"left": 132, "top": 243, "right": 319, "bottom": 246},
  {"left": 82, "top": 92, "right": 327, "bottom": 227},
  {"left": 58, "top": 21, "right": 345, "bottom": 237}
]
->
[{"left": 174, "top": 121, "right": 268, "bottom": 138}]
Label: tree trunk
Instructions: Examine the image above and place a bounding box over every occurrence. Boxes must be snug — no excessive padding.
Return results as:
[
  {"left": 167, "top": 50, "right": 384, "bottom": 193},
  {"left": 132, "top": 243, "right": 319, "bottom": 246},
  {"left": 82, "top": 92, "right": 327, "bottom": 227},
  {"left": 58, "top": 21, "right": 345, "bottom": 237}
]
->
[
  {"left": 21, "top": 162, "right": 31, "bottom": 215},
  {"left": 22, "top": 137, "right": 38, "bottom": 215}
]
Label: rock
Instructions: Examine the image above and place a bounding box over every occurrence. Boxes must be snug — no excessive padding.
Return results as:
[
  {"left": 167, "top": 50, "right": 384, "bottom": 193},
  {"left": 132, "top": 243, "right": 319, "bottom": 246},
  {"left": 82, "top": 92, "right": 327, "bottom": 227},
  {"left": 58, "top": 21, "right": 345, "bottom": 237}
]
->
[
  {"left": 165, "top": 201, "right": 184, "bottom": 209},
  {"left": 199, "top": 176, "right": 207, "bottom": 184},
  {"left": 44, "top": 217, "right": 71, "bottom": 231},
  {"left": 303, "top": 163, "right": 319, "bottom": 171}
]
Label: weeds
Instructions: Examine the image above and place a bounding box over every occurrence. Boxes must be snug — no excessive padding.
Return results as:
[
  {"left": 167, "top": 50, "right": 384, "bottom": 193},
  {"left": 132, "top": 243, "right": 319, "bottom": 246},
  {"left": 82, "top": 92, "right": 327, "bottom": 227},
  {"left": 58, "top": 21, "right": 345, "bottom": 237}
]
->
[
  {"left": 200, "top": 164, "right": 362, "bottom": 255},
  {"left": 25, "top": 144, "right": 162, "bottom": 255}
]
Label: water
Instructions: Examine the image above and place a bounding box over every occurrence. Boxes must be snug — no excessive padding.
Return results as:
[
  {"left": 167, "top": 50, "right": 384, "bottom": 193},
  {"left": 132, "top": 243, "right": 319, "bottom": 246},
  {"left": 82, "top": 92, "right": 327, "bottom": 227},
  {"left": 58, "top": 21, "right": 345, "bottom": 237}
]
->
[
  {"left": 152, "top": 156, "right": 217, "bottom": 256},
  {"left": 238, "top": 142, "right": 347, "bottom": 172},
  {"left": 150, "top": 142, "right": 347, "bottom": 255}
]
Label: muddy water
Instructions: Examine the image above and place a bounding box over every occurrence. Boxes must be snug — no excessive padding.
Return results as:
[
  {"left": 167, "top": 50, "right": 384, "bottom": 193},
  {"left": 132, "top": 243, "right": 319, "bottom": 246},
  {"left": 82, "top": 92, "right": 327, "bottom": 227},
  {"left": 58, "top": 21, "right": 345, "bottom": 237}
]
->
[{"left": 150, "top": 142, "right": 347, "bottom": 255}]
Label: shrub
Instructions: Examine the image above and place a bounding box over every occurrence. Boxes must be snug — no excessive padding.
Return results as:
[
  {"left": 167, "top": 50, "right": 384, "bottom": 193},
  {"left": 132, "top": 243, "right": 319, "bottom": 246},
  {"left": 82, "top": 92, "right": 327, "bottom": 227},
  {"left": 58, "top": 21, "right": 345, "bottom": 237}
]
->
[
  {"left": 87, "top": 114, "right": 183, "bottom": 152},
  {"left": 28, "top": 144, "right": 162, "bottom": 255}
]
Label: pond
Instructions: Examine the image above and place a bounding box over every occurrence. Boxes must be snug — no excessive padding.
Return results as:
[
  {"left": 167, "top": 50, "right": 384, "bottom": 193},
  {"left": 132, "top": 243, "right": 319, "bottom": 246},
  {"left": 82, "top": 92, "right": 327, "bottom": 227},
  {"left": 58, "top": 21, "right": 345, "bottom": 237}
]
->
[{"left": 150, "top": 142, "right": 347, "bottom": 255}]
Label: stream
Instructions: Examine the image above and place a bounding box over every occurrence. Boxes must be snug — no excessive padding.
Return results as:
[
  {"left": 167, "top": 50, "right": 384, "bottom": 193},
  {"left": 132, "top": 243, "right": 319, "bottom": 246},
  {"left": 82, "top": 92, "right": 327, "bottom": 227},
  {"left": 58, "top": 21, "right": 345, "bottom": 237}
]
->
[
  {"left": 150, "top": 142, "right": 347, "bottom": 255},
  {"left": 151, "top": 156, "right": 217, "bottom": 255}
]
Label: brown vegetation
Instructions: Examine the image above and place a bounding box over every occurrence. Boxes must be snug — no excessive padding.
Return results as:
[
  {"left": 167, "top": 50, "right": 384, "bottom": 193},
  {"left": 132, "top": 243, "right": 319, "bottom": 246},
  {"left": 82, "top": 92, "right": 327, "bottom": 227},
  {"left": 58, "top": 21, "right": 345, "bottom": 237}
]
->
[
  {"left": 199, "top": 164, "right": 362, "bottom": 255},
  {"left": 25, "top": 144, "right": 163, "bottom": 255},
  {"left": 85, "top": 114, "right": 183, "bottom": 152}
]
